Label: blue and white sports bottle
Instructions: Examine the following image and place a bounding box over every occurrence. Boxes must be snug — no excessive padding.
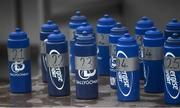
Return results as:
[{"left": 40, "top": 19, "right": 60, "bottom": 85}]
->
[
  {"left": 74, "top": 31, "right": 98, "bottom": 99},
  {"left": 7, "top": 28, "right": 32, "bottom": 93},
  {"left": 116, "top": 33, "right": 139, "bottom": 101},
  {"left": 143, "top": 29, "right": 164, "bottom": 93},
  {"left": 96, "top": 14, "right": 116, "bottom": 76},
  {"left": 164, "top": 33, "right": 180, "bottom": 104},
  {"left": 46, "top": 30, "right": 70, "bottom": 96},
  {"left": 109, "top": 22, "right": 128, "bottom": 89}
]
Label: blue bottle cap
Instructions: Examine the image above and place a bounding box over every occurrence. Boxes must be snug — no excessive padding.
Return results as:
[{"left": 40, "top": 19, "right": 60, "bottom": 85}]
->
[
  {"left": 135, "top": 16, "right": 154, "bottom": 35},
  {"left": 118, "top": 33, "right": 137, "bottom": 45},
  {"left": 48, "top": 30, "right": 65, "bottom": 42},
  {"left": 109, "top": 22, "right": 128, "bottom": 43},
  {"left": 97, "top": 14, "right": 116, "bottom": 33},
  {"left": 76, "top": 31, "right": 95, "bottom": 44},
  {"left": 41, "top": 20, "right": 59, "bottom": 32},
  {"left": 69, "top": 11, "right": 87, "bottom": 29},
  {"left": 145, "top": 29, "right": 163, "bottom": 38},
  {"left": 8, "top": 28, "right": 29, "bottom": 48},
  {"left": 165, "top": 18, "right": 180, "bottom": 30},
  {"left": 76, "top": 22, "right": 94, "bottom": 34},
  {"left": 110, "top": 22, "right": 128, "bottom": 35},
  {"left": 165, "top": 33, "right": 180, "bottom": 46},
  {"left": 9, "top": 28, "right": 27, "bottom": 40}
]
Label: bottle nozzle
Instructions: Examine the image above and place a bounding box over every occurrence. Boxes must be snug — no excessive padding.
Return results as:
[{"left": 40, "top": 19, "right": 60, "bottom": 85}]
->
[
  {"left": 142, "top": 16, "right": 148, "bottom": 20},
  {"left": 116, "top": 22, "right": 122, "bottom": 28},
  {"left": 53, "top": 30, "right": 60, "bottom": 34},
  {"left": 171, "top": 18, "right": 178, "bottom": 23},
  {"left": 104, "top": 14, "right": 109, "bottom": 18},
  {"left": 15, "top": 28, "right": 21, "bottom": 32},
  {"left": 47, "top": 20, "right": 53, "bottom": 24},
  {"left": 75, "top": 11, "right": 81, "bottom": 16}
]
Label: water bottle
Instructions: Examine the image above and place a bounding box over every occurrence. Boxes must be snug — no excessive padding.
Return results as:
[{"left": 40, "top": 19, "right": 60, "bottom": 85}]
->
[
  {"left": 109, "top": 22, "right": 128, "bottom": 89},
  {"left": 96, "top": 14, "right": 116, "bottom": 76},
  {"left": 7, "top": 28, "right": 31, "bottom": 93},
  {"left": 135, "top": 16, "right": 155, "bottom": 80},
  {"left": 40, "top": 20, "right": 58, "bottom": 83},
  {"left": 164, "top": 18, "right": 180, "bottom": 40},
  {"left": 116, "top": 33, "right": 139, "bottom": 101},
  {"left": 164, "top": 33, "right": 180, "bottom": 104},
  {"left": 46, "top": 30, "right": 70, "bottom": 96},
  {"left": 74, "top": 31, "right": 98, "bottom": 99},
  {"left": 143, "top": 29, "right": 164, "bottom": 93},
  {"left": 69, "top": 11, "right": 87, "bottom": 74}
]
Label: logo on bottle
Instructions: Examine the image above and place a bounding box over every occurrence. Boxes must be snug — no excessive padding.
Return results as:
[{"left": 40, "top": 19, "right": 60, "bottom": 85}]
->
[
  {"left": 48, "top": 50, "right": 66, "bottom": 90},
  {"left": 76, "top": 56, "right": 96, "bottom": 80},
  {"left": 78, "top": 70, "right": 96, "bottom": 80},
  {"left": 116, "top": 50, "right": 133, "bottom": 97},
  {"left": 11, "top": 61, "right": 25, "bottom": 73},
  {"left": 8, "top": 48, "right": 28, "bottom": 75},
  {"left": 164, "top": 52, "right": 180, "bottom": 99}
]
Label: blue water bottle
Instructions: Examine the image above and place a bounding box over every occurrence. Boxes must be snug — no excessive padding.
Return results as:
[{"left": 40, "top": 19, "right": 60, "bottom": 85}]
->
[
  {"left": 46, "top": 30, "right": 70, "bottom": 96},
  {"left": 143, "top": 29, "right": 164, "bottom": 93},
  {"left": 164, "top": 18, "right": 180, "bottom": 40},
  {"left": 40, "top": 20, "right": 58, "bottom": 83},
  {"left": 109, "top": 22, "right": 128, "bottom": 89},
  {"left": 69, "top": 11, "right": 87, "bottom": 74},
  {"left": 96, "top": 14, "right": 116, "bottom": 76},
  {"left": 164, "top": 33, "right": 180, "bottom": 104},
  {"left": 135, "top": 16, "right": 155, "bottom": 80},
  {"left": 74, "top": 31, "right": 98, "bottom": 99},
  {"left": 7, "top": 28, "right": 31, "bottom": 93},
  {"left": 116, "top": 33, "right": 139, "bottom": 101}
]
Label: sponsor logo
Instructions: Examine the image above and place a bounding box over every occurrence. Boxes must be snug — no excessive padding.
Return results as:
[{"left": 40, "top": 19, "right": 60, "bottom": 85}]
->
[
  {"left": 164, "top": 52, "right": 180, "bottom": 99},
  {"left": 78, "top": 70, "right": 96, "bottom": 80},
  {"left": 49, "top": 50, "right": 65, "bottom": 90},
  {"left": 11, "top": 61, "right": 25, "bottom": 73},
  {"left": 116, "top": 50, "right": 133, "bottom": 97}
]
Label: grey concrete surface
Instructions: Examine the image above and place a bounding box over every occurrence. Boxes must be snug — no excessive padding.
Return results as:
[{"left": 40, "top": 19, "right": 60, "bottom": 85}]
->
[{"left": 0, "top": 73, "right": 179, "bottom": 107}]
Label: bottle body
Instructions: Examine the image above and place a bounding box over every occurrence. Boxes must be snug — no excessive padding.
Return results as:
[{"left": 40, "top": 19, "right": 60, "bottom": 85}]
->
[
  {"left": 46, "top": 41, "right": 70, "bottom": 96},
  {"left": 143, "top": 51, "right": 164, "bottom": 93},
  {"left": 143, "top": 31, "right": 164, "bottom": 93},
  {"left": 7, "top": 29, "right": 31, "bottom": 93},
  {"left": 75, "top": 43, "right": 98, "bottom": 99},
  {"left": 164, "top": 45, "right": 180, "bottom": 104},
  {"left": 116, "top": 44, "right": 139, "bottom": 101}
]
